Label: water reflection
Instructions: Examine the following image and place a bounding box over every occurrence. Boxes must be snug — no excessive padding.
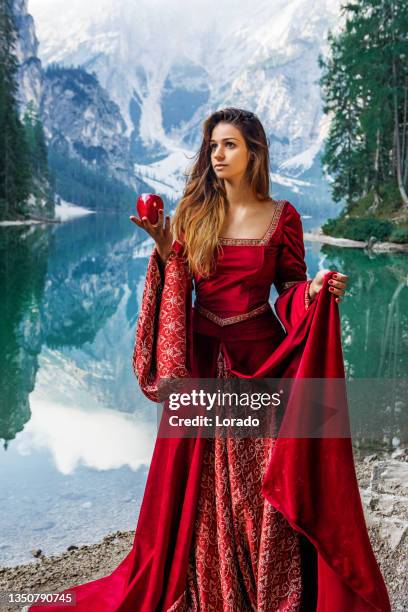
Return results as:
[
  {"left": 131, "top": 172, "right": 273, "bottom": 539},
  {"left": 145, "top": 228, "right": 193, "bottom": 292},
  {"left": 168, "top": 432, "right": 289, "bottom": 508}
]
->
[
  {"left": 0, "top": 224, "right": 54, "bottom": 447},
  {"left": 0, "top": 213, "right": 156, "bottom": 449},
  {"left": 318, "top": 244, "right": 408, "bottom": 379},
  {"left": 315, "top": 243, "right": 408, "bottom": 451},
  {"left": 17, "top": 395, "right": 156, "bottom": 474}
]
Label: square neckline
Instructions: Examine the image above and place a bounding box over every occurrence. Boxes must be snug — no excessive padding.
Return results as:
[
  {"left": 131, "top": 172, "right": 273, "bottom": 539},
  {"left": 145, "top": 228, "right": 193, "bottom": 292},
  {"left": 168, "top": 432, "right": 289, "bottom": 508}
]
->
[{"left": 218, "top": 199, "right": 286, "bottom": 246}]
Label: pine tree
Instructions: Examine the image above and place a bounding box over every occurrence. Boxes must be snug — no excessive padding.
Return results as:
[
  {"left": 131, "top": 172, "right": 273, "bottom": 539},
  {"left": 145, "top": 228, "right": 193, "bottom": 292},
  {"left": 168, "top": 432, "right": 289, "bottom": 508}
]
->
[
  {"left": 23, "top": 100, "right": 48, "bottom": 178},
  {"left": 0, "top": 0, "right": 31, "bottom": 220},
  {"left": 319, "top": 0, "right": 408, "bottom": 211}
]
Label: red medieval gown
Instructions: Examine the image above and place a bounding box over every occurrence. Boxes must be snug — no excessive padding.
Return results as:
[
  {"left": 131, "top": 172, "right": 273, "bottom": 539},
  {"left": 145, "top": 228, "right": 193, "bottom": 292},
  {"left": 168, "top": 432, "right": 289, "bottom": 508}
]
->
[{"left": 28, "top": 200, "right": 391, "bottom": 612}]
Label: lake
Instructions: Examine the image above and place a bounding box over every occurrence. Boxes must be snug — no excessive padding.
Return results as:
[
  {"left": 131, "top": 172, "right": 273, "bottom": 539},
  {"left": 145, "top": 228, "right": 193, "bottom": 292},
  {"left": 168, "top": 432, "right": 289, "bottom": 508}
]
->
[{"left": 1, "top": 209, "right": 407, "bottom": 567}]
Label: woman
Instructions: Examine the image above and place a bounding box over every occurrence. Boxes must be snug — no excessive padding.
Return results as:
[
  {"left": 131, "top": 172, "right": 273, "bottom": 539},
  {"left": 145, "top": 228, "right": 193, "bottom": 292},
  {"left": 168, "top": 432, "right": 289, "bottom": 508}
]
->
[{"left": 27, "top": 108, "right": 390, "bottom": 611}]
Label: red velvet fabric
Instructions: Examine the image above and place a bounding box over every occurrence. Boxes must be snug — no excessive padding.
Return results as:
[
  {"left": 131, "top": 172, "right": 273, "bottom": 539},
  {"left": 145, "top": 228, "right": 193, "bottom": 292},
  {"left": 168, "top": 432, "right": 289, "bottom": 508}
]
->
[
  {"left": 194, "top": 200, "right": 307, "bottom": 317},
  {"left": 28, "top": 201, "right": 391, "bottom": 611}
]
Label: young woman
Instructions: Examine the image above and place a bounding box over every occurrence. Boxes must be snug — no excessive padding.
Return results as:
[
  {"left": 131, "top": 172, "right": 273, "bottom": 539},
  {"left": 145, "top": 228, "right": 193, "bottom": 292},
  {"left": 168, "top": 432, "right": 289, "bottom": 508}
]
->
[{"left": 27, "top": 108, "right": 390, "bottom": 612}]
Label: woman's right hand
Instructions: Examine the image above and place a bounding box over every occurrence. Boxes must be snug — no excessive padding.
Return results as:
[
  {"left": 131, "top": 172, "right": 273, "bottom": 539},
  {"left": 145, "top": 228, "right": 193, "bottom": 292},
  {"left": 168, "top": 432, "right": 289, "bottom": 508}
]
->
[{"left": 129, "top": 209, "right": 173, "bottom": 264}]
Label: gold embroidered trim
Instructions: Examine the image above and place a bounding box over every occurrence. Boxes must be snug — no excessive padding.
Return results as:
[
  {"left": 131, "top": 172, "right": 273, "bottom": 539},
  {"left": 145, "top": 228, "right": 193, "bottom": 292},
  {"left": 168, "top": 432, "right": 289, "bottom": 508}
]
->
[
  {"left": 218, "top": 200, "right": 286, "bottom": 246},
  {"left": 305, "top": 279, "right": 312, "bottom": 310},
  {"left": 194, "top": 301, "right": 271, "bottom": 326}
]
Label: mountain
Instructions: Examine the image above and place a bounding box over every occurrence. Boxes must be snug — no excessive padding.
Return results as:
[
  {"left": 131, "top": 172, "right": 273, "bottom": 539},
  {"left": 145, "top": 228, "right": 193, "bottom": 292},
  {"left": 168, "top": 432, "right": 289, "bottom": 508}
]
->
[
  {"left": 13, "top": 0, "right": 43, "bottom": 114},
  {"left": 42, "top": 65, "right": 134, "bottom": 187},
  {"left": 12, "top": 0, "right": 138, "bottom": 196},
  {"left": 29, "top": 0, "right": 343, "bottom": 208}
]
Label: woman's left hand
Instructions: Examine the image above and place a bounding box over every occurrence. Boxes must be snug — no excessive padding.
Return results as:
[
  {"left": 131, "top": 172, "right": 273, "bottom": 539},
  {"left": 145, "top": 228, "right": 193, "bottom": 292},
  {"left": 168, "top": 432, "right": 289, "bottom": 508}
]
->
[{"left": 309, "top": 269, "right": 348, "bottom": 304}]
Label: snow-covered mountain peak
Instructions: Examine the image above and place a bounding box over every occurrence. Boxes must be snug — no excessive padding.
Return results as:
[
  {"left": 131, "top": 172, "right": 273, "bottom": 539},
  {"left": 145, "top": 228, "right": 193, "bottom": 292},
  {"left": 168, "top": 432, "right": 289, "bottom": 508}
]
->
[{"left": 28, "top": 0, "right": 343, "bottom": 201}]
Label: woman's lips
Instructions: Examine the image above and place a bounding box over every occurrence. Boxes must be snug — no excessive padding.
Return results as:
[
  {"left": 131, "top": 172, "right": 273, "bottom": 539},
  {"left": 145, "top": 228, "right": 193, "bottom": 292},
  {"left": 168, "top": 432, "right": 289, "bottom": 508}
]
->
[{"left": 215, "top": 164, "right": 227, "bottom": 169}]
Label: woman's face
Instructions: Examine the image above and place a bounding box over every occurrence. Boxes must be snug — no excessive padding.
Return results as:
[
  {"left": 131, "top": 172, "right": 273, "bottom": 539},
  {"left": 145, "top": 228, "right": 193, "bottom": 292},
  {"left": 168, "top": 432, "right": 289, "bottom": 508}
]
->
[{"left": 209, "top": 122, "right": 250, "bottom": 182}]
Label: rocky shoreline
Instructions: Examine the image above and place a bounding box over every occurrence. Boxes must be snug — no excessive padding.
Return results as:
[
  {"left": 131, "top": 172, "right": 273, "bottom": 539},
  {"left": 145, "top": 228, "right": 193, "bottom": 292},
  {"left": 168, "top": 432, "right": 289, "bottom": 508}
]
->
[
  {"left": 0, "top": 450, "right": 407, "bottom": 611},
  {"left": 304, "top": 228, "right": 408, "bottom": 252}
]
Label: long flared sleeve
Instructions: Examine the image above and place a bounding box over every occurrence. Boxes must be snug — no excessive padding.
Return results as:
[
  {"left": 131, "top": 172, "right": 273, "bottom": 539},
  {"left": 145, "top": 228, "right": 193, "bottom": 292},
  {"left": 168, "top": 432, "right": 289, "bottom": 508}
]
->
[
  {"left": 273, "top": 202, "right": 313, "bottom": 333},
  {"left": 132, "top": 239, "right": 193, "bottom": 403}
]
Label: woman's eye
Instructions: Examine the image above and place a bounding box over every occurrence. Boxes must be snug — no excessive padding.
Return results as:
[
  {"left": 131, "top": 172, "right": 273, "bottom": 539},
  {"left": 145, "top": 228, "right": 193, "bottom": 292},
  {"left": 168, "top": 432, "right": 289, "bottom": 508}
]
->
[{"left": 210, "top": 142, "right": 235, "bottom": 150}]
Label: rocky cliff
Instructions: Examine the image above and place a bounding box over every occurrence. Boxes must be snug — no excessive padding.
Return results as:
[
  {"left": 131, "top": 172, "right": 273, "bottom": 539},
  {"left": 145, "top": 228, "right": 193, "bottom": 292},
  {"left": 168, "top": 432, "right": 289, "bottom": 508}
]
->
[{"left": 12, "top": 0, "right": 137, "bottom": 200}]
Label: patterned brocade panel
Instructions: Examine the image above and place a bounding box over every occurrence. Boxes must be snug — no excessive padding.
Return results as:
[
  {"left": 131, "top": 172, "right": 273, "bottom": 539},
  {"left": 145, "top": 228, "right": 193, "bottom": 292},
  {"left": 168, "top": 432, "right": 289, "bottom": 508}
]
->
[{"left": 168, "top": 349, "right": 303, "bottom": 612}]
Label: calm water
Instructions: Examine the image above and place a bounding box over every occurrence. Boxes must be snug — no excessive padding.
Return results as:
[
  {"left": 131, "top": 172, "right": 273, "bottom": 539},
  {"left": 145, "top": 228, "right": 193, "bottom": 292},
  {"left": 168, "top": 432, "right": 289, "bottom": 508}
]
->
[{"left": 0, "top": 209, "right": 407, "bottom": 566}]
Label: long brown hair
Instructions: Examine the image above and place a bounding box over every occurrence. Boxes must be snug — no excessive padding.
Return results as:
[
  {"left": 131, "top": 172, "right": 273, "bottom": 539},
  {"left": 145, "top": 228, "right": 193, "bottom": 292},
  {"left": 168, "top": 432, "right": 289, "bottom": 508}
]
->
[{"left": 171, "top": 107, "right": 271, "bottom": 278}]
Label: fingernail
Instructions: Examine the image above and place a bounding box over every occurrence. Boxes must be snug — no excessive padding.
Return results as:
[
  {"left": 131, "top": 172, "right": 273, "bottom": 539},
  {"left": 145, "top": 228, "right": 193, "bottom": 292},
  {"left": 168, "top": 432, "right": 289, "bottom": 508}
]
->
[{"left": 333, "top": 274, "right": 337, "bottom": 278}]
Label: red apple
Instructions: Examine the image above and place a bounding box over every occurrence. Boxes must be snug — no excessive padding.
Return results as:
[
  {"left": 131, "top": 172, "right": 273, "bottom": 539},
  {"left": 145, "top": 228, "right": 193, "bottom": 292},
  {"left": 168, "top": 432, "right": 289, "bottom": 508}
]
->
[{"left": 136, "top": 193, "right": 164, "bottom": 225}]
